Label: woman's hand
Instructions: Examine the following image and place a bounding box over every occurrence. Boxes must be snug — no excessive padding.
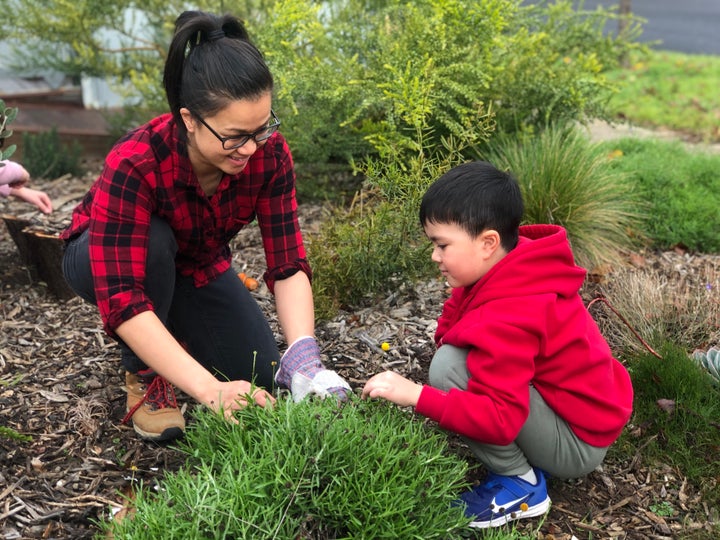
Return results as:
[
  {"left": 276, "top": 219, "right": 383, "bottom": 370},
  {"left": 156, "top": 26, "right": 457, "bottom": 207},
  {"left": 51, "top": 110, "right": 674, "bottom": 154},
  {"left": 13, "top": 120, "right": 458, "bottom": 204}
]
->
[
  {"left": 202, "top": 380, "right": 276, "bottom": 420},
  {"left": 361, "top": 371, "right": 422, "bottom": 407}
]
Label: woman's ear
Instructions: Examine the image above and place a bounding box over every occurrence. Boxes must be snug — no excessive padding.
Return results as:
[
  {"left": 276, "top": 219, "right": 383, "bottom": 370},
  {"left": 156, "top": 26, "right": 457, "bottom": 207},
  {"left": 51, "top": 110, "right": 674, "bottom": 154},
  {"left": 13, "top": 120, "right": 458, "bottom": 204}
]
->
[{"left": 180, "top": 108, "right": 195, "bottom": 134}]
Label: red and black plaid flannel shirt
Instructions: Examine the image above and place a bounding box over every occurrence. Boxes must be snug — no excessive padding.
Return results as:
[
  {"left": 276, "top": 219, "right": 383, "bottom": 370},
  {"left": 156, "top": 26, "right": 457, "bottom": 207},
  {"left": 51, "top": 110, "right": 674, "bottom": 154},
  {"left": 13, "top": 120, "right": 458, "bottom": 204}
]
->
[{"left": 61, "top": 113, "right": 311, "bottom": 337}]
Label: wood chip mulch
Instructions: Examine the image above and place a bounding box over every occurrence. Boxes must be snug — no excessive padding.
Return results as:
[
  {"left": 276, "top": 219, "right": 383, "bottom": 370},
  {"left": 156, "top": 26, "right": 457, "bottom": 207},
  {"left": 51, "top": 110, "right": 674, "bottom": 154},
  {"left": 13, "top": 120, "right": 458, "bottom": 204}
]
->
[{"left": 1, "top": 169, "right": 718, "bottom": 539}]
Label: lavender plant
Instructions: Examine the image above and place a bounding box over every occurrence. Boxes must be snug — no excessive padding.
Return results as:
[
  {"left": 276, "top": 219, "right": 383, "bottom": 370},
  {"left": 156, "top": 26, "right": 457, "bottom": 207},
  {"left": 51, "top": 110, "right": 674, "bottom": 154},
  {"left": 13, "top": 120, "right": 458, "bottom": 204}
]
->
[{"left": 104, "top": 397, "right": 473, "bottom": 539}]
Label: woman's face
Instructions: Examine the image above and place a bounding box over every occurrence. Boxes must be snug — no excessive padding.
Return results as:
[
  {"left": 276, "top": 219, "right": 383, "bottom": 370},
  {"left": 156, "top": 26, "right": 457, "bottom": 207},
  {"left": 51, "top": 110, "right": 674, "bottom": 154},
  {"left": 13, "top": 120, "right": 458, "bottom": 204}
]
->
[{"left": 181, "top": 92, "right": 274, "bottom": 176}]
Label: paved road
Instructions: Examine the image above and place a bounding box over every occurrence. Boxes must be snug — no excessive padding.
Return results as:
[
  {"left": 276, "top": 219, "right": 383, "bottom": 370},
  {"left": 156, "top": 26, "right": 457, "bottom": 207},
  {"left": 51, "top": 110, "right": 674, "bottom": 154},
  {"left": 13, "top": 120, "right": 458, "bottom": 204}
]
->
[{"left": 576, "top": 0, "right": 720, "bottom": 55}]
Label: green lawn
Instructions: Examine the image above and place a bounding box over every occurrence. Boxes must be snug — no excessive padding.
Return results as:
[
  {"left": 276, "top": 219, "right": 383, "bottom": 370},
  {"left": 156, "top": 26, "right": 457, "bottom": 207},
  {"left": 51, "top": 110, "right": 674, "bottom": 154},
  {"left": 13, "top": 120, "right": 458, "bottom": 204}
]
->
[{"left": 606, "top": 50, "right": 720, "bottom": 143}]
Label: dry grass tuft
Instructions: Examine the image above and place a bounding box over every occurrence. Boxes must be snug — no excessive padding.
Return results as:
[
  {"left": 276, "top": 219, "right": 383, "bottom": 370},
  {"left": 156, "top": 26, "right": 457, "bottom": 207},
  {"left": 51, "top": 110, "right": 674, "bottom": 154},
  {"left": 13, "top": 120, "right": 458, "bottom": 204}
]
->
[
  {"left": 68, "top": 397, "right": 109, "bottom": 437},
  {"left": 592, "top": 256, "right": 720, "bottom": 356}
]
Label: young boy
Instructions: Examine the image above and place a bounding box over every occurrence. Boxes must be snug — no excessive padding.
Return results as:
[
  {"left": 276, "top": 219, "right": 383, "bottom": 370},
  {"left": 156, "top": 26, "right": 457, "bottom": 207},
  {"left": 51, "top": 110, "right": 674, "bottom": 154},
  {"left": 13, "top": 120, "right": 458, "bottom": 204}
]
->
[{"left": 362, "top": 161, "right": 633, "bottom": 528}]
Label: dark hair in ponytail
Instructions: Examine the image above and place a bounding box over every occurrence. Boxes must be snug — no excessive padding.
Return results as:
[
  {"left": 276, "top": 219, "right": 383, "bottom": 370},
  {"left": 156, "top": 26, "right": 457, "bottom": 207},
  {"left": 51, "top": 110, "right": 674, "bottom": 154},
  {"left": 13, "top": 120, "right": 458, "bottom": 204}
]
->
[{"left": 163, "top": 10, "right": 274, "bottom": 139}]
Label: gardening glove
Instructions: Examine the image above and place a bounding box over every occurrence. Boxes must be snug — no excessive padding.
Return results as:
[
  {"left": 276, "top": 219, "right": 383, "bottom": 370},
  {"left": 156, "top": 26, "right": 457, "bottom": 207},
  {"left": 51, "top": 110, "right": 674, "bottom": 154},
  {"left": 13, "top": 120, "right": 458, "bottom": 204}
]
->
[{"left": 275, "top": 336, "right": 351, "bottom": 403}]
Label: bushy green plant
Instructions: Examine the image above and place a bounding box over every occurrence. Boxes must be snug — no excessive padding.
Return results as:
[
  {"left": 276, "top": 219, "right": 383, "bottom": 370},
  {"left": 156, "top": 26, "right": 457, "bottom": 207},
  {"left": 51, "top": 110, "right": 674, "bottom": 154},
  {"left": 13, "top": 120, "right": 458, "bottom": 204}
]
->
[
  {"left": 483, "top": 125, "right": 644, "bottom": 270},
  {"left": 490, "top": 0, "right": 646, "bottom": 134},
  {"left": 102, "top": 397, "right": 472, "bottom": 539},
  {"left": 21, "top": 128, "right": 82, "bottom": 179},
  {"left": 309, "top": 130, "right": 486, "bottom": 316},
  {"left": 0, "top": 99, "right": 18, "bottom": 161},
  {"left": 598, "top": 137, "right": 720, "bottom": 252},
  {"left": 0, "top": 0, "right": 642, "bottom": 166},
  {"left": 309, "top": 193, "right": 434, "bottom": 317},
  {"left": 306, "top": 0, "right": 645, "bottom": 314}
]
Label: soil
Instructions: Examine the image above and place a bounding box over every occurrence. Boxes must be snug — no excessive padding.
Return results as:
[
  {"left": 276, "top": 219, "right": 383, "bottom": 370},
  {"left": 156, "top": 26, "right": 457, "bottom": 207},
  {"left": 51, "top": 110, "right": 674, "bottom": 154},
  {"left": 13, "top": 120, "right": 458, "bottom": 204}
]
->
[{"left": 1, "top": 146, "right": 718, "bottom": 539}]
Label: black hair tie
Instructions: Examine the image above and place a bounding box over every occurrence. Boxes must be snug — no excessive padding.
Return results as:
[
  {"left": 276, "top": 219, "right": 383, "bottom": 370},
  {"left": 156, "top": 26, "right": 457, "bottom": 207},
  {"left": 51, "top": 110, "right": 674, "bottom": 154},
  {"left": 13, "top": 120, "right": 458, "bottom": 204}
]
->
[{"left": 207, "top": 28, "right": 225, "bottom": 41}]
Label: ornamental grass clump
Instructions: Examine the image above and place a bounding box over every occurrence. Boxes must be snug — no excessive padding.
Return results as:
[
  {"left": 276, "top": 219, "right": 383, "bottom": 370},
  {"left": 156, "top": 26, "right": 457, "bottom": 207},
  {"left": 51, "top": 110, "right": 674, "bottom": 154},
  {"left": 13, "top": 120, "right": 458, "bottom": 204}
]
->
[
  {"left": 485, "top": 125, "right": 644, "bottom": 271},
  {"left": 103, "top": 397, "right": 471, "bottom": 539}
]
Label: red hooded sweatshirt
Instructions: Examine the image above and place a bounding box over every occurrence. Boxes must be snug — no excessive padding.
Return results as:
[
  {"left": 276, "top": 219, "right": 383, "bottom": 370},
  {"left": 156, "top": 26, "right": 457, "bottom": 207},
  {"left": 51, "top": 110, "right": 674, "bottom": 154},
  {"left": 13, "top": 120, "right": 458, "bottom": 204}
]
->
[{"left": 415, "top": 224, "right": 633, "bottom": 447}]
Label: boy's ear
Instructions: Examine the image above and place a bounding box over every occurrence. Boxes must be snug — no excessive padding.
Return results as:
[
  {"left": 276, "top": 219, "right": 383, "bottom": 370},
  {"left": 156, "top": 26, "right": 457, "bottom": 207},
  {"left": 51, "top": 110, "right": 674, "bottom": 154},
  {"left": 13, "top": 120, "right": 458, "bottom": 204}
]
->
[{"left": 479, "top": 229, "right": 502, "bottom": 255}]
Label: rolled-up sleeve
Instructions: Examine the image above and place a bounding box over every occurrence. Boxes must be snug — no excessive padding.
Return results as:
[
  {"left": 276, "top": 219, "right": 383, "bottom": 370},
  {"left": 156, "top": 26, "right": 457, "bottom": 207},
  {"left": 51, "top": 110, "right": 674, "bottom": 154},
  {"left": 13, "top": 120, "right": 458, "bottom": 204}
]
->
[
  {"left": 256, "top": 136, "right": 311, "bottom": 292},
  {"left": 90, "top": 152, "right": 156, "bottom": 336}
]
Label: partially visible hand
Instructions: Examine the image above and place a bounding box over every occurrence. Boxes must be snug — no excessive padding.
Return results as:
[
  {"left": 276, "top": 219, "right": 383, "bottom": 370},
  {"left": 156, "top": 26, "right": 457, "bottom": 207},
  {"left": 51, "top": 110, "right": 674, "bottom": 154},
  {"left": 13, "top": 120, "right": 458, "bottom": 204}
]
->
[
  {"left": 203, "top": 380, "right": 276, "bottom": 420},
  {"left": 361, "top": 371, "right": 422, "bottom": 407},
  {"left": 290, "top": 369, "right": 351, "bottom": 403},
  {"left": 276, "top": 336, "right": 351, "bottom": 402},
  {"left": 12, "top": 186, "right": 53, "bottom": 214}
]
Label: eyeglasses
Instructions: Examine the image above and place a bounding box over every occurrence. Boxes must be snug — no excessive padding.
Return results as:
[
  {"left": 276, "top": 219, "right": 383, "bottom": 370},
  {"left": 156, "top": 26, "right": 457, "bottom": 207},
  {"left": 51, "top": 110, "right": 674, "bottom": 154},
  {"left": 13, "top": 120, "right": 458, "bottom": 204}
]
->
[{"left": 193, "top": 109, "right": 281, "bottom": 150}]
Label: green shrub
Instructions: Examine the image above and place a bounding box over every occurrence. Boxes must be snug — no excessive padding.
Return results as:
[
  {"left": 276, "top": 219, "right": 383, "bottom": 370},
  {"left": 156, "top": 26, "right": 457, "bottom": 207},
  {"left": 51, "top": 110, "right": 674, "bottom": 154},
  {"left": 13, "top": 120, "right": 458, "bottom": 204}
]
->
[
  {"left": 309, "top": 193, "right": 435, "bottom": 317},
  {"left": 22, "top": 128, "right": 82, "bottom": 179},
  {"left": 489, "top": 0, "right": 645, "bottom": 134},
  {"left": 598, "top": 137, "right": 720, "bottom": 252},
  {"left": 307, "top": 1, "right": 499, "bottom": 315},
  {"left": 308, "top": 127, "right": 484, "bottom": 317},
  {"left": 0, "top": 100, "right": 19, "bottom": 161},
  {"left": 0, "top": 1, "right": 641, "bottom": 167},
  {"left": 306, "top": 0, "right": 646, "bottom": 314},
  {"left": 103, "top": 397, "right": 472, "bottom": 539},
  {"left": 484, "top": 125, "right": 644, "bottom": 270}
]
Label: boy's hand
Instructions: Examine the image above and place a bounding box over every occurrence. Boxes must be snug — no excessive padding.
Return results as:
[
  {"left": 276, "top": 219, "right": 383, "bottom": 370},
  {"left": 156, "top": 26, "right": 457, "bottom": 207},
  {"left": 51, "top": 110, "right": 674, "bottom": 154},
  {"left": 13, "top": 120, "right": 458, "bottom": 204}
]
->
[{"left": 361, "top": 371, "right": 422, "bottom": 407}]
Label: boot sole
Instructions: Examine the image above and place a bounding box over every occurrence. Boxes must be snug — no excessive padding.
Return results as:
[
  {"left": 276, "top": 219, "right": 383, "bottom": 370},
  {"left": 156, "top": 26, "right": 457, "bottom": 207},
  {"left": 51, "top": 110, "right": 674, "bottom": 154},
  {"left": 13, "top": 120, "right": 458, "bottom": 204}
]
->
[{"left": 133, "top": 424, "right": 185, "bottom": 442}]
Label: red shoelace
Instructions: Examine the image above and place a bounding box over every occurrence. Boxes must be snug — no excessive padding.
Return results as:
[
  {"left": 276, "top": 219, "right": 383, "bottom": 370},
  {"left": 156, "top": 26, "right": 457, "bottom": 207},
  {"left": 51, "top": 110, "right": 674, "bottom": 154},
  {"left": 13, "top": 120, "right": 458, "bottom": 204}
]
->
[{"left": 122, "top": 372, "right": 179, "bottom": 425}]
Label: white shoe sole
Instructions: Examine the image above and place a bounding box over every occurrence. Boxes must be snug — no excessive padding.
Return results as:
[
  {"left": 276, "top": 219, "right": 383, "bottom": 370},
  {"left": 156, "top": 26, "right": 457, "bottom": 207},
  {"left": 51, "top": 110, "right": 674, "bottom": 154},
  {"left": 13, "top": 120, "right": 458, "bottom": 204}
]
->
[{"left": 468, "top": 497, "right": 551, "bottom": 528}]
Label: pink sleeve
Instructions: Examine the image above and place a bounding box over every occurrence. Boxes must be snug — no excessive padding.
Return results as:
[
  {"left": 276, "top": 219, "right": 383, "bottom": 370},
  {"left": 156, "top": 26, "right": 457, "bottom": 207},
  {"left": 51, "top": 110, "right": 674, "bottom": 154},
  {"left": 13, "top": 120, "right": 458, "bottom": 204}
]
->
[{"left": 0, "top": 161, "right": 28, "bottom": 197}]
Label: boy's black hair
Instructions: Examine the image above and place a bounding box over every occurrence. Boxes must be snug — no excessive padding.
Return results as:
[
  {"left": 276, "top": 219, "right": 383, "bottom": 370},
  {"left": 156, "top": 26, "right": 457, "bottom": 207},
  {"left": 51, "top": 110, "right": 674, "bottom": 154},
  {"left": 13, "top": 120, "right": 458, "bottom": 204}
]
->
[
  {"left": 419, "top": 161, "right": 524, "bottom": 252},
  {"left": 163, "top": 10, "right": 274, "bottom": 141}
]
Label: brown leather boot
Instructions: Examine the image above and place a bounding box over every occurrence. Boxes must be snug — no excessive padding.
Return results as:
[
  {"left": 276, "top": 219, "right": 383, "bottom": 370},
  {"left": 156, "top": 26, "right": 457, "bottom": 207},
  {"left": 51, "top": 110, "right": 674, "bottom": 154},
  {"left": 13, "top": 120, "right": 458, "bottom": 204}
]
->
[{"left": 122, "top": 370, "right": 185, "bottom": 442}]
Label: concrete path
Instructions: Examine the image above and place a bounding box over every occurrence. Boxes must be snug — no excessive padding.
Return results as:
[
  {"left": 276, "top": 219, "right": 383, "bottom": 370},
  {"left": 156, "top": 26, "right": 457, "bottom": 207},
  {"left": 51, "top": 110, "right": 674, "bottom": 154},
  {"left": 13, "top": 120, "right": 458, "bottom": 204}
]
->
[{"left": 582, "top": 119, "right": 720, "bottom": 153}]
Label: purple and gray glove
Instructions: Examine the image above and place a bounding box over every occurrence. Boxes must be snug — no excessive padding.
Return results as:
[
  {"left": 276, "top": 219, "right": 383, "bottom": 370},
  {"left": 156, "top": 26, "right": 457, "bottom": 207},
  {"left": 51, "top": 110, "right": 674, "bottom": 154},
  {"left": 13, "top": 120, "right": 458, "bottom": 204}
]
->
[{"left": 275, "top": 336, "right": 351, "bottom": 402}]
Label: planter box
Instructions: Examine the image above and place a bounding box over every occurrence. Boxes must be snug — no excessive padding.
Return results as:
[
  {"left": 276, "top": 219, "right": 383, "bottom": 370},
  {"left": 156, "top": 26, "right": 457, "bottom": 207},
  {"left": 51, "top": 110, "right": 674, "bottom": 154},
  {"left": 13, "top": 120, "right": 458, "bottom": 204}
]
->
[{"left": 2, "top": 214, "right": 75, "bottom": 301}]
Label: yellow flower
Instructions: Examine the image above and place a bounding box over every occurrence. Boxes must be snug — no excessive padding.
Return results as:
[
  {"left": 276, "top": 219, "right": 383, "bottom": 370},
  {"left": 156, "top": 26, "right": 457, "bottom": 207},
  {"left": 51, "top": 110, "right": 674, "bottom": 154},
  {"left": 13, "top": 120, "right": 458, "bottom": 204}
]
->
[{"left": 381, "top": 342, "right": 390, "bottom": 351}]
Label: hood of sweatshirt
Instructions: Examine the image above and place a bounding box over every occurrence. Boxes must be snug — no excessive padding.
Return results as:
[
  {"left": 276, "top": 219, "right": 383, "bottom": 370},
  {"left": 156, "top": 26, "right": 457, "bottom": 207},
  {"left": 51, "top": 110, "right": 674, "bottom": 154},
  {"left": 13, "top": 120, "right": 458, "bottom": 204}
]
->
[{"left": 456, "top": 224, "right": 586, "bottom": 311}]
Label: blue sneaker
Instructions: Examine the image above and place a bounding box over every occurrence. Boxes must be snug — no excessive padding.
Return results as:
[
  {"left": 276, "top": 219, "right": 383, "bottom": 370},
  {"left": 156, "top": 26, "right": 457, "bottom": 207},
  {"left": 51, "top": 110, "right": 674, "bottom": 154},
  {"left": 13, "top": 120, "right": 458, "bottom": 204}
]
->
[{"left": 456, "top": 468, "right": 551, "bottom": 528}]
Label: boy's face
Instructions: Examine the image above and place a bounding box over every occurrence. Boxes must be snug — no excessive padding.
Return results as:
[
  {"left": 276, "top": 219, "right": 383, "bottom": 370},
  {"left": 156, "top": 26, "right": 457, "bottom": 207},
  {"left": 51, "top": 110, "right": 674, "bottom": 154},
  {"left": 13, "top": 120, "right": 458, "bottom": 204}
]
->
[{"left": 424, "top": 221, "right": 500, "bottom": 288}]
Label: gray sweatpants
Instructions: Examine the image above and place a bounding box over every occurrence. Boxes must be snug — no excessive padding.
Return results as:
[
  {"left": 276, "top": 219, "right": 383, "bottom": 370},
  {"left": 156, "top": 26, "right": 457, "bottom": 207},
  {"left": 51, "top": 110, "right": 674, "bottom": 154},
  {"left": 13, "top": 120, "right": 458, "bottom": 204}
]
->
[{"left": 429, "top": 344, "right": 608, "bottom": 479}]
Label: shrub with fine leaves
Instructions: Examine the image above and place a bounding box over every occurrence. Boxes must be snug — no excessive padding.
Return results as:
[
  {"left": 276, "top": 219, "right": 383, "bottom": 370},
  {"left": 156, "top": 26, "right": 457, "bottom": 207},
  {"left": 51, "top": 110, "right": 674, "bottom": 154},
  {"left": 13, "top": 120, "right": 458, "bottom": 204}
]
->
[{"left": 103, "top": 397, "right": 471, "bottom": 539}]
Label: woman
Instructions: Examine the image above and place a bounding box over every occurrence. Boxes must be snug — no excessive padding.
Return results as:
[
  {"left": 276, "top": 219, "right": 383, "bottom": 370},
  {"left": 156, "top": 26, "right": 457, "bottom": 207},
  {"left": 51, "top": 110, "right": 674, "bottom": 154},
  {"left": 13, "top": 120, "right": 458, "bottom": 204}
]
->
[{"left": 61, "top": 10, "right": 349, "bottom": 442}]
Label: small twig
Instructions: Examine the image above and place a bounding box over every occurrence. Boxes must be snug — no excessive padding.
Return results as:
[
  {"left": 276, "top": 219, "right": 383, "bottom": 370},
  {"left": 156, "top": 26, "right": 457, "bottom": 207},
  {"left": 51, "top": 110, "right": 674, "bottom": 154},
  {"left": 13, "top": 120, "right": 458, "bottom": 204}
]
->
[
  {"left": 594, "top": 495, "right": 637, "bottom": 518},
  {"left": 572, "top": 520, "right": 605, "bottom": 532},
  {"left": 0, "top": 475, "right": 25, "bottom": 502},
  {"left": 46, "top": 494, "right": 120, "bottom": 508},
  {"left": 0, "top": 503, "right": 25, "bottom": 521},
  {"left": 587, "top": 295, "right": 663, "bottom": 359}
]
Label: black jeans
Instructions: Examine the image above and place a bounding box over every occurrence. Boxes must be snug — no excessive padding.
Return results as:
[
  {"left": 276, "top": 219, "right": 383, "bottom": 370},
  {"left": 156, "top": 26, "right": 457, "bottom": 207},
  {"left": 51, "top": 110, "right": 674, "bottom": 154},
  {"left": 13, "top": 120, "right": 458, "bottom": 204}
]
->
[{"left": 61, "top": 216, "right": 278, "bottom": 389}]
